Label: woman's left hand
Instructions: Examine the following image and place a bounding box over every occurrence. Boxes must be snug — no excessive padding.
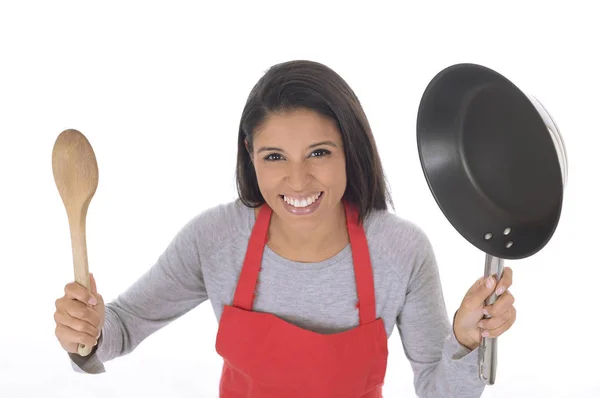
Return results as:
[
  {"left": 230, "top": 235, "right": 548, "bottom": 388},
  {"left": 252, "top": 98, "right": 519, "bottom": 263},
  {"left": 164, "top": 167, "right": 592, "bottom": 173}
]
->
[{"left": 453, "top": 267, "right": 516, "bottom": 350}]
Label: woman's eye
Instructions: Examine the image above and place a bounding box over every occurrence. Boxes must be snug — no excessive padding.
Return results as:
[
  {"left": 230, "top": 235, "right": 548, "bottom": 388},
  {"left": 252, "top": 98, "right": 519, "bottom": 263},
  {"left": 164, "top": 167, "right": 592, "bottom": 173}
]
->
[
  {"left": 311, "top": 149, "right": 331, "bottom": 157},
  {"left": 263, "top": 149, "right": 330, "bottom": 162},
  {"left": 264, "top": 153, "right": 282, "bottom": 161}
]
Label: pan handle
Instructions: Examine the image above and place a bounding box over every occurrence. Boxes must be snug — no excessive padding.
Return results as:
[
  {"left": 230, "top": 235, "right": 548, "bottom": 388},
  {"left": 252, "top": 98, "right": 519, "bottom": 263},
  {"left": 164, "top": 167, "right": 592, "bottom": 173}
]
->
[{"left": 478, "top": 254, "right": 504, "bottom": 384}]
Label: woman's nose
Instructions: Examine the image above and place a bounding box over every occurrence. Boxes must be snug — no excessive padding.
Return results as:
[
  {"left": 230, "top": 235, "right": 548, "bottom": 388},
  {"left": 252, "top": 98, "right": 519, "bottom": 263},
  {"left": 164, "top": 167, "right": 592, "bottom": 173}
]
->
[{"left": 286, "top": 163, "right": 311, "bottom": 190}]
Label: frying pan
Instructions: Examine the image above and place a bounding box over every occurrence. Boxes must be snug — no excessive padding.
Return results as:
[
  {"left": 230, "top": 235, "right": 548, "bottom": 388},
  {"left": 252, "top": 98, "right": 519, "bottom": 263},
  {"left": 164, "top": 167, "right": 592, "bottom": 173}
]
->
[{"left": 415, "top": 63, "right": 568, "bottom": 385}]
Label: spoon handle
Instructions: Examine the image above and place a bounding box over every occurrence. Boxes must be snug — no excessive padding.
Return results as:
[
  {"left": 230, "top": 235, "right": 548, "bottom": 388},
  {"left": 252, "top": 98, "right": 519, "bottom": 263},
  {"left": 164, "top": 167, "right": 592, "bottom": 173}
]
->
[{"left": 68, "top": 212, "right": 93, "bottom": 357}]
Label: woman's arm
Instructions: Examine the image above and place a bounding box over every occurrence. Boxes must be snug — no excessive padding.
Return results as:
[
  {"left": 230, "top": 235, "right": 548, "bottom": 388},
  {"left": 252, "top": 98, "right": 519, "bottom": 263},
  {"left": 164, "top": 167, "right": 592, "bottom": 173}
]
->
[
  {"left": 396, "top": 233, "right": 486, "bottom": 398},
  {"left": 69, "top": 216, "right": 208, "bottom": 374}
]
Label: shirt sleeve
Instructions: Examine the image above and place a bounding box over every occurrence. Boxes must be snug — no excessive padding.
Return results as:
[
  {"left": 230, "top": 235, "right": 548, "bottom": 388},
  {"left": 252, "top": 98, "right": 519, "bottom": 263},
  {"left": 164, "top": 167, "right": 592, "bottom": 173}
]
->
[
  {"left": 68, "top": 217, "right": 208, "bottom": 374},
  {"left": 396, "top": 232, "right": 486, "bottom": 397}
]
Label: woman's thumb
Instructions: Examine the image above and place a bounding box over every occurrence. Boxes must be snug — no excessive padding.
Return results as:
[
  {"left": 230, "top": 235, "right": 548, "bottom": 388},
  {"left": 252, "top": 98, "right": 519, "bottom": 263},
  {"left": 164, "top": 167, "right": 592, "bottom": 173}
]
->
[
  {"left": 90, "top": 273, "right": 98, "bottom": 295},
  {"left": 473, "top": 275, "right": 497, "bottom": 303}
]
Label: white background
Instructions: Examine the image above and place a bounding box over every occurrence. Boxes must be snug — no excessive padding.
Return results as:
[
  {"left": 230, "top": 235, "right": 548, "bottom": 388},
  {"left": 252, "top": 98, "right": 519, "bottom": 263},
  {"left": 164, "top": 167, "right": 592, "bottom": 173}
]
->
[{"left": 1, "top": 1, "right": 598, "bottom": 397}]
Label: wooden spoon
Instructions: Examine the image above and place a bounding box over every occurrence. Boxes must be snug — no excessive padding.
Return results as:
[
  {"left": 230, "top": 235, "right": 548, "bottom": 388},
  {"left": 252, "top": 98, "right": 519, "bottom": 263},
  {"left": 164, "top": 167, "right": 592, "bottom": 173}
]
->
[{"left": 52, "top": 129, "right": 99, "bottom": 357}]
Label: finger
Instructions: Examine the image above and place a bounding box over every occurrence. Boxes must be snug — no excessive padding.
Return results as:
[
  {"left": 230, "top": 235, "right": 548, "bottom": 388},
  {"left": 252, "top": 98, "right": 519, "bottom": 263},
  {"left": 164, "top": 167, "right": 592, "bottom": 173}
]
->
[
  {"left": 466, "top": 275, "right": 498, "bottom": 308},
  {"left": 481, "top": 307, "right": 517, "bottom": 338},
  {"left": 54, "top": 311, "right": 99, "bottom": 339},
  {"left": 483, "top": 290, "right": 515, "bottom": 317},
  {"left": 63, "top": 300, "right": 101, "bottom": 328},
  {"left": 478, "top": 306, "right": 514, "bottom": 330},
  {"left": 55, "top": 324, "right": 98, "bottom": 348},
  {"left": 466, "top": 276, "right": 486, "bottom": 295},
  {"left": 495, "top": 267, "right": 513, "bottom": 296},
  {"left": 89, "top": 273, "right": 103, "bottom": 304},
  {"left": 65, "top": 281, "right": 97, "bottom": 306},
  {"left": 90, "top": 273, "right": 97, "bottom": 295}
]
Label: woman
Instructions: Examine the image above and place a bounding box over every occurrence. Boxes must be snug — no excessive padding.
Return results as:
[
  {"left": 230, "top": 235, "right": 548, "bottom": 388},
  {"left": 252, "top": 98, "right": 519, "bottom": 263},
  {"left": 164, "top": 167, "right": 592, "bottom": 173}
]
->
[{"left": 54, "top": 60, "right": 516, "bottom": 397}]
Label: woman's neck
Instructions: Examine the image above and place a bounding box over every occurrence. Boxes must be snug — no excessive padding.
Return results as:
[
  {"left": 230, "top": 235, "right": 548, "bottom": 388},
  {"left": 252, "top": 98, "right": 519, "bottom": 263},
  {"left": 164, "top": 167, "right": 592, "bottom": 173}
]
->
[{"left": 262, "top": 203, "right": 349, "bottom": 263}]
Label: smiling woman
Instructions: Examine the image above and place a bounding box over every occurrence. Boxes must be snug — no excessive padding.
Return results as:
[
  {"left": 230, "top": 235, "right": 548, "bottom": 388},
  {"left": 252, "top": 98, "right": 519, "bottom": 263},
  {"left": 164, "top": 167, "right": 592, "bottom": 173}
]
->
[
  {"left": 236, "top": 61, "right": 390, "bottom": 223},
  {"left": 244, "top": 108, "right": 355, "bottom": 262},
  {"left": 54, "top": 59, "right": 516, "bottom": 398},
  {"left": 252, "top": 111, "right": 344, "bottom": 219}
]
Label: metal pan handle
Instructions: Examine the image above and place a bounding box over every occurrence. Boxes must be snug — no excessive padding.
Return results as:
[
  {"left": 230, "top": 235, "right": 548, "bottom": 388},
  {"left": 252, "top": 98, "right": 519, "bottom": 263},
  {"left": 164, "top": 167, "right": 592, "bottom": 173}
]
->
[{"left": 478, "top": 254, "right": 504, "bottom": 384}]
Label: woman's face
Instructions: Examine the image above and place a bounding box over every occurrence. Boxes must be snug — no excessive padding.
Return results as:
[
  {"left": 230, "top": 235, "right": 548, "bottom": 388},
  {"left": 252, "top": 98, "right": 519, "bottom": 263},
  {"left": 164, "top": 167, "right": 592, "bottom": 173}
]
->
[{"left": 250, "top": 108, "right": 347, "bottom": 225}]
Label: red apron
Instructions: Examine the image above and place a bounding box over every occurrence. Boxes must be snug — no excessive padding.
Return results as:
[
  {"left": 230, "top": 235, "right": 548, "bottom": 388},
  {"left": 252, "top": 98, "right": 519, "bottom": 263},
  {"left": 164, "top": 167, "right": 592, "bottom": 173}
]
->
[{"left": 215, "top": 201, "right": 388, "bottom": 397}]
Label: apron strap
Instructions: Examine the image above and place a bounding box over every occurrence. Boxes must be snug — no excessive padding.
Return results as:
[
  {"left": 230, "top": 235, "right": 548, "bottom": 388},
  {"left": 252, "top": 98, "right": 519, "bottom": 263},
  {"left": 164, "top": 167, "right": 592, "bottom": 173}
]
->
[
  {"left": 344, "top": 202, "right": 377, "bottom": 325},
  {"left": 232, "top": 201, "right": 377, "bottom": 326},
  {"left": 232, "top": 204, "right": 271, "bottom": 311}
]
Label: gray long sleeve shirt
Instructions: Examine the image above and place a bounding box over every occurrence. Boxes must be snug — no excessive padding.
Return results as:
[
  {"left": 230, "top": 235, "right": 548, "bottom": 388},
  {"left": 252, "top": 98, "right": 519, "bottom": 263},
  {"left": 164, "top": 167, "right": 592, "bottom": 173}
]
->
[{"left": 68, "top": 199, "right": 486, "bottom": 397}]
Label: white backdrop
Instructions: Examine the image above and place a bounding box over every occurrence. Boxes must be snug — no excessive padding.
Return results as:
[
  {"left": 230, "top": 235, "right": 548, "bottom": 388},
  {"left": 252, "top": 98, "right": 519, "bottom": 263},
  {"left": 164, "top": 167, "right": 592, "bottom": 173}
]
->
[{"left": 1, "top": 1, "right": 598, "bottom": 397}]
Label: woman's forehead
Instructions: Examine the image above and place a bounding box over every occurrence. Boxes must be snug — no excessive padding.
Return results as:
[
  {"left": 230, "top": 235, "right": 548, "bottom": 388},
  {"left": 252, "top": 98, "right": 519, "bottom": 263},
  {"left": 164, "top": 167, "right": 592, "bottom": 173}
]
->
[{"left": 254, "top": 109, "right": 341, "bottom": 146}]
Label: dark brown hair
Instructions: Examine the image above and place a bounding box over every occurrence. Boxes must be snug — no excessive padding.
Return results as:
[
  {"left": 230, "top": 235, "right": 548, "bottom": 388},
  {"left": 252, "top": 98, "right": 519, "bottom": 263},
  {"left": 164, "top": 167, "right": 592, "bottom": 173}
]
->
[{"left": 235, "top": 60, "right": 393, "bottom": 223}]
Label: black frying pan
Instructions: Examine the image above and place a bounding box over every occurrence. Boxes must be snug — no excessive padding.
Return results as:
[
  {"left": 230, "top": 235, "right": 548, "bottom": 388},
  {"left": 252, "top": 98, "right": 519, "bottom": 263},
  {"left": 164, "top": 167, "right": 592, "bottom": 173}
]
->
[{"left": 416, "top": 63, "right": 568, "bottom": 385}]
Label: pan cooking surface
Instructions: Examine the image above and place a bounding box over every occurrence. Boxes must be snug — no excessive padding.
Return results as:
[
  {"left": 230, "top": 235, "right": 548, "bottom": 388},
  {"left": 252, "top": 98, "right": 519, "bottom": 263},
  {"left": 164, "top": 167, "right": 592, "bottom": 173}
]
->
[
  {"left": 417, "top": 63, "right": 564, "bottom": 259},
  {"left": 461, "top": 82, "right": 563, "bottom": 222}
]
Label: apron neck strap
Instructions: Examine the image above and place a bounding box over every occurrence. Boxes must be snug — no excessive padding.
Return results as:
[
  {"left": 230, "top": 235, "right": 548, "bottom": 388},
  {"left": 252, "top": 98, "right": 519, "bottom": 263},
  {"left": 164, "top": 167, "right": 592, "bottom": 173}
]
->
[
  {"left": 232, "top": 200, "right": 377, "bottom": 325},
  {"left": 344, "top": 202, "right": 377, "bottom": 325},
  {"left": 232, "top": 204, "right": 271, "bottom": 312}
]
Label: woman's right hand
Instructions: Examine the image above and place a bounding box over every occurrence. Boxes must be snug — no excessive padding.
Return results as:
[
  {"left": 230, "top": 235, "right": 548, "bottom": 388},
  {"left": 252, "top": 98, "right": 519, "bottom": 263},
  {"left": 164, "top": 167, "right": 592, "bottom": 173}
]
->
[{"left": 54, "top": 273, "right": 105, "bottom": 355}]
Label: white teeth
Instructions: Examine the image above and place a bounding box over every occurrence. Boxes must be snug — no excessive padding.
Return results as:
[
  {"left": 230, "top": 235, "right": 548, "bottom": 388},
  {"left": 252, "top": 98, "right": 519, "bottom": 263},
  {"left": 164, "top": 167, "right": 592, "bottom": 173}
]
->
[{"left": 283, "top": 192, "right": 322, "bottom": 208}]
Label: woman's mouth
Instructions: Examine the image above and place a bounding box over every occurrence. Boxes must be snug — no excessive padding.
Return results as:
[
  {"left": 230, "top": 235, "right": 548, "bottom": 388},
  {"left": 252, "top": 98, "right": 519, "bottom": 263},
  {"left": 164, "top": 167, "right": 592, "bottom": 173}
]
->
[{"left": 279, "top": 191, "right": 324, "bottom": 215}]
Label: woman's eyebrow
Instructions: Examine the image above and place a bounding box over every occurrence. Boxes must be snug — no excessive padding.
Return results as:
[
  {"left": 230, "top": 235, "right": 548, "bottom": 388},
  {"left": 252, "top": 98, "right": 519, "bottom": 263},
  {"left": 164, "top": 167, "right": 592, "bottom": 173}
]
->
[{"left": 257, "top": 140, "right": 338, "bottom": 154}]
